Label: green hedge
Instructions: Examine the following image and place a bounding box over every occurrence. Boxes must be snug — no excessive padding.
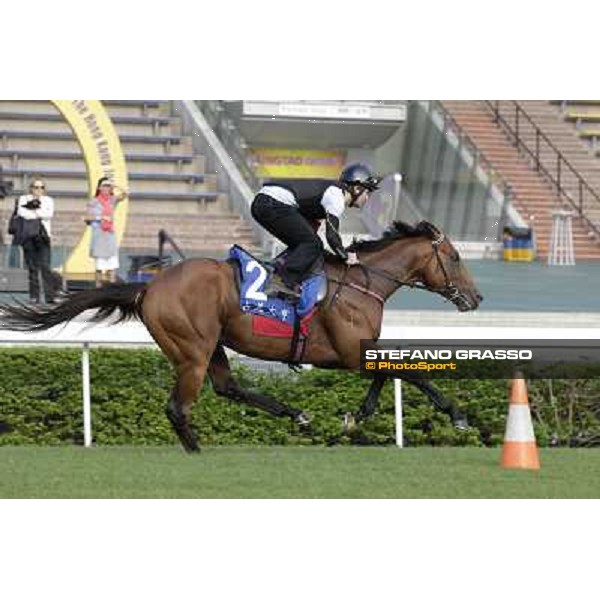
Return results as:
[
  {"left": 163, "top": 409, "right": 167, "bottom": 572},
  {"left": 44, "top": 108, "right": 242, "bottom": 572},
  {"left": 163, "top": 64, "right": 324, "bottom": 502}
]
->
[{"left": 0, "top": 348, "right": 598, "bottom": 446}]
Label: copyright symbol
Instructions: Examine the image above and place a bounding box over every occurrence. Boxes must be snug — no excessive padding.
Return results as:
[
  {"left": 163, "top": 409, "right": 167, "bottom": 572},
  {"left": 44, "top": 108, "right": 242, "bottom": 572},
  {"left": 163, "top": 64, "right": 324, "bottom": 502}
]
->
[{"left": 366, "top": 362, "right": 375, "bottom": 370}]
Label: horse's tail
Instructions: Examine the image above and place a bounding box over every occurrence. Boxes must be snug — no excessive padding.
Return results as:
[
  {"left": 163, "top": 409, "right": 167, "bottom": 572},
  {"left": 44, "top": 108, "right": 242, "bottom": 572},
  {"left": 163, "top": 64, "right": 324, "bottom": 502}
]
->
[{"left": 0, "top": 282, "right": 147, "bottom": 332}]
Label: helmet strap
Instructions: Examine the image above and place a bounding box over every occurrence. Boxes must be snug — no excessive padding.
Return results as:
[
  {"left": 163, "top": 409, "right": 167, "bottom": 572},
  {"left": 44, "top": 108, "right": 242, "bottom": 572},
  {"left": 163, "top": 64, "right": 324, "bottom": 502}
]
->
[{"left": 348, "top": 185, "right": 364, "bottom": 207}]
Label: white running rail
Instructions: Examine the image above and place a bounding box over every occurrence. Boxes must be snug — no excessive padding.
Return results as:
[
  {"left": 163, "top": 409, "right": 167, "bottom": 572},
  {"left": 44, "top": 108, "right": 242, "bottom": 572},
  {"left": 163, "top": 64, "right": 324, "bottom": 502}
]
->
[{"left": 2, "top": 320, "right": 598, "bottom": 448}]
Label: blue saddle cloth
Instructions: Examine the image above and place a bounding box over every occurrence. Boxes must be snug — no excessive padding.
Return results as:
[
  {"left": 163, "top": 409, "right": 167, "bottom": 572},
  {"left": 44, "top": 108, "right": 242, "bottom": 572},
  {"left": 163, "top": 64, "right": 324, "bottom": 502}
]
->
[{"left": 228, "top": 245, "right": 325, "bottom": 326}]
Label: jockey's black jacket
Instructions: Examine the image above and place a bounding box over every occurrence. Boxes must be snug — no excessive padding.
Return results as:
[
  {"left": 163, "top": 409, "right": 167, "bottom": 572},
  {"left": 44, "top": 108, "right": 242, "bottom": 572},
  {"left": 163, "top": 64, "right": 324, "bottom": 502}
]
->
[
  {"left": 262, "top": 178, "right": 347, "bottom": 258},
  {"left": 262, "top": 178, "right": 342, "bottom": 220}
]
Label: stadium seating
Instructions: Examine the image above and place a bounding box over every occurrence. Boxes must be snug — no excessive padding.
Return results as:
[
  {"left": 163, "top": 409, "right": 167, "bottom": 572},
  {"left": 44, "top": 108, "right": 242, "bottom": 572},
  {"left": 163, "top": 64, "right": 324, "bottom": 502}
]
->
[
  {"left": 442, "top": 101, "right": 600, "bottom": 260},
  {"left": 554, "top": 100, "right": 600, "bottom": 156},
  {"left": 0, "top": 100, "right": 257, "bottom": 257}
]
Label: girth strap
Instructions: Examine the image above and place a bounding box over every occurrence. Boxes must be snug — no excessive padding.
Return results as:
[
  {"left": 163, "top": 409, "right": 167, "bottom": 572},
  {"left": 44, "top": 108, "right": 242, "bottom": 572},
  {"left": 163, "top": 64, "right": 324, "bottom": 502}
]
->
[{"left": 287, "top": 306, "right": 308, "bottom": 366}]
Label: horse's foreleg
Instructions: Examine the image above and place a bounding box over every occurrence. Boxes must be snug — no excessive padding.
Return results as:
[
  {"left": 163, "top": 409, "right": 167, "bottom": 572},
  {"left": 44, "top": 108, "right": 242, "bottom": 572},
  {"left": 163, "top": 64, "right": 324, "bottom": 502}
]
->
[
  {"left": 337, "top": 375, "right": 386, "bottom": 439},
  {"left": 166, "top": 361, "right": 208, "bottom": 453},
  {"left": 208, "top": 344, "right": 311, "bottom": 429},
  {"left": 353, "top": 376, "right": 386, "bottom": 425}
]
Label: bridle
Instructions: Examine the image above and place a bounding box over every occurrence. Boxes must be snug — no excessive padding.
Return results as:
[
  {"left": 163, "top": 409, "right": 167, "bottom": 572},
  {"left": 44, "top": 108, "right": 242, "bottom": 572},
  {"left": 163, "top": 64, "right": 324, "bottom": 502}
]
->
[{"left": 329, "top": 232, "right": 475, "bottom": 311}]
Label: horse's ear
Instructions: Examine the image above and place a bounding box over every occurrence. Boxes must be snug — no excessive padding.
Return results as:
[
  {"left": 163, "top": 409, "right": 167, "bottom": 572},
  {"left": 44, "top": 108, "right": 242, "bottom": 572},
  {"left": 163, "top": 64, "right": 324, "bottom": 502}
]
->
[
  {"left": 422, "top": 221, "right": 441, "bottom": 239},
  {"left": 390, "top": 220, "right": 413, "bottom": 237},
  {"left": 414, "top": 221, "right": 430, "bottom": 236}
]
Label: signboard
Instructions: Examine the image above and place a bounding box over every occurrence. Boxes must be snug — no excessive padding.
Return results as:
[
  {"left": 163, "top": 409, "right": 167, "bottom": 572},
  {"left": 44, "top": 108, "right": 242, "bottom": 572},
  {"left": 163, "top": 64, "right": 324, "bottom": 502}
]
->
[
  {"left": 278, "top": 103, "right": 372, "bottom": 120},
  {"left": 242, "top": 101, "right": 406, "bottom": 122},
  {"left": 251, "top": 148, "right": 347, "bottom": 180}
]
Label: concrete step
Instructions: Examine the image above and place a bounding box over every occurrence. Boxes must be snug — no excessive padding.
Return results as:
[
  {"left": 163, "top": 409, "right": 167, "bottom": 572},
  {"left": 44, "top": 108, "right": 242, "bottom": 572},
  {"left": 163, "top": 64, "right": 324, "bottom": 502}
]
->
[
  {"left": 0, "top": 114, "right": 181, "bottom": 138},
  {"left": 0, "top": 130, "right": 193, "bottom": 156},
  {"left": 0, "top": 150, "right": 204, "bottom": 175},
  {"left": 52, "top": 226, "right": 255, "bottom": 241},
  {"left": 102, "top": 100, "right": 166, "bottom": 118},
  {"left": 0, "top": 166, "right": 212, "bottom": 185},
  {"left": 123, "top": 231, "right": 255, "bottom": 244},
  {"left": 0, "top": 101, "right": 60, "bottom": 114},
  {"left": 51, "top": 234, "right": 258, "bottom": 254},
  {"left": 0, "top": 101, "right": 183, "bottom": 142},
  {"left": 1, "top": 191, "right": 225, "bottom": 214},
  {"left": 0, "top": 100, "right": 166, "bottom": 118},
  {"left": 2, "top": 175, "right": 215, "bottom": 196},
  {"left": 51, "top": 214, "right": 253, "bottom": 235}
]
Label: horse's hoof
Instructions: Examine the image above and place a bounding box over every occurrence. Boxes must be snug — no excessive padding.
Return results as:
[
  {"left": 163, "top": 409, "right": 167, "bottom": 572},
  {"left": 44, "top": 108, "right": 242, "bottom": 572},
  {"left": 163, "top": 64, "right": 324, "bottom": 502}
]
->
[
  {"left": 326, "top": 435, "right": 341, "bottom": 447},
  {"left": 294, "top": 411, "right": 311, "bottom": 429},
  {"left": 453, "top": 417, "right": 470, "bottom": 431},
  {"left": 180, "top": 435, "right": 200, "bottom": 453},
  {"left": 343, "top": 412, "right": 356, "bottom": 433},
  {"left": 183, "top": 445, "right": 200, "bottom": 453}
]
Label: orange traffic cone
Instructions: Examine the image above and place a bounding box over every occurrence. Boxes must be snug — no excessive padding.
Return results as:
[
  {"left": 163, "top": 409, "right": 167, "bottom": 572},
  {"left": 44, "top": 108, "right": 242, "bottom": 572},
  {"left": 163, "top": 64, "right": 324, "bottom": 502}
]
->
[{"left": 500, "top": 374, "right": 540, "bottom": 470}]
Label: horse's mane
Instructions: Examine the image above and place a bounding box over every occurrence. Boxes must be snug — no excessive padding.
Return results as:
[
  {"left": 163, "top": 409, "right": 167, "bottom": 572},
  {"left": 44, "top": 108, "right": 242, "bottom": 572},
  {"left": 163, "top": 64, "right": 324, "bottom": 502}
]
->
[{"left": 347, "top": 220, "right": 442, "bottom": 253}]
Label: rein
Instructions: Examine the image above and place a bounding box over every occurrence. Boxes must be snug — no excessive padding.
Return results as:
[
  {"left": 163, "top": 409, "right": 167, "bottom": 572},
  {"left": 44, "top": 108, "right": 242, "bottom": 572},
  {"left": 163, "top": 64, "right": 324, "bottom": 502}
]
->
[{"left": 326, "top": 233, "right": 474, "bottom": 311}]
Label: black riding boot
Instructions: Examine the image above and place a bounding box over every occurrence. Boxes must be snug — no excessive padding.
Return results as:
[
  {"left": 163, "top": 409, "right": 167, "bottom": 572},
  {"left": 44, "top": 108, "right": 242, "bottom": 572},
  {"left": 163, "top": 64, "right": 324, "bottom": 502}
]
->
[
  {"left": 264, "top": 272, "right": 301, "bottom": 300},
  {"left": 251, "top": 194, "right": 323, "bottom": 300}
]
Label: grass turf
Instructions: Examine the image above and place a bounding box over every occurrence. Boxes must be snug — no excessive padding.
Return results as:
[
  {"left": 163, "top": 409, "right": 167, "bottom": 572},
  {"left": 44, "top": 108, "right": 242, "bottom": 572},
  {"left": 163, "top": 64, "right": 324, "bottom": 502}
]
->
[{"left": 0, "top": 446, "right": 598, "bottom": 498}]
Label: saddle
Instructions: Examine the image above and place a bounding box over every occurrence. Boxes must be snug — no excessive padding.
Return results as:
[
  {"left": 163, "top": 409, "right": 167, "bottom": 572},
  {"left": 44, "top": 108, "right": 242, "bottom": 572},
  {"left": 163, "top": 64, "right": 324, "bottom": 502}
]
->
[{"left": 228, "top": 245, "right": 328, "bottom": 364}]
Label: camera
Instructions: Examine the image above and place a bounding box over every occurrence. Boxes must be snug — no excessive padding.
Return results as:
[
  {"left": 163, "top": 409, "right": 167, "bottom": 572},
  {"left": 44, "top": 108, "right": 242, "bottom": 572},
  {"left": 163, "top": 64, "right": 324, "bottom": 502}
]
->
[{"left": 24, "top": 198, "right": 41, "bottom": 210}]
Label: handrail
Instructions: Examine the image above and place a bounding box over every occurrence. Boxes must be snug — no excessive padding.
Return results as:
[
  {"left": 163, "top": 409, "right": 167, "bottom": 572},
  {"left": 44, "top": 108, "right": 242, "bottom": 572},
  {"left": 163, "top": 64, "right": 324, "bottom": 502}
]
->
[
  {"left": 158, "top": 229, "right": 187, "bottom": 263},
  {"left": 196, "top": 101, "right": 260, "bottom": 191},
  {"left": 176, "top": 101, "right": 274, "bottom": 255},
  {"left": 485, "top": 100, "right": 600, "bottom": 237},
  {"left": 432, "top": 101, "right": 513, "bottom": 202},
  {"left": 427, "top": 101, "right": 525, "bottom": 239}
]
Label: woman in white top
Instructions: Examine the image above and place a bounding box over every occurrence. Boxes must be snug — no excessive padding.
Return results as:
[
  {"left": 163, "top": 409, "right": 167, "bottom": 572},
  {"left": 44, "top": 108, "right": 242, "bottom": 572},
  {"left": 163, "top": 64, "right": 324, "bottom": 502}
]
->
[{"left": 17, "top": 176, "right": 56, "bottom": 304}]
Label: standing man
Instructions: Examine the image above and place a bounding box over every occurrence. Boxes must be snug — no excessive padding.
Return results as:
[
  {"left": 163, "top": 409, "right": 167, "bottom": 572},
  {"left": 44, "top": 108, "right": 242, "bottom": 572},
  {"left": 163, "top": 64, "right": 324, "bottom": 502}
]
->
[{"left": 17, "top": 176, "right": 56, "bottom": 304}]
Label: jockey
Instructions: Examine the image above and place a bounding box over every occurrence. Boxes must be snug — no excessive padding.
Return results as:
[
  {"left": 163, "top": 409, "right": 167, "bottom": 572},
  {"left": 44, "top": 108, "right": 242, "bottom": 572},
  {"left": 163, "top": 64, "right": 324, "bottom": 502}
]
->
[{"left": 251, "top": 163, "right": 381, "bottom": 300}]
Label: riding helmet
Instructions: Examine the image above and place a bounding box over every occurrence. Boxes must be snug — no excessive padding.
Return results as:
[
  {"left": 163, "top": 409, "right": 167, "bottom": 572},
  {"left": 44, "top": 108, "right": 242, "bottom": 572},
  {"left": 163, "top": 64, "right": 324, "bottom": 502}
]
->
[{"left": 339, "top": 163, "right": 381, "bottom": 191}]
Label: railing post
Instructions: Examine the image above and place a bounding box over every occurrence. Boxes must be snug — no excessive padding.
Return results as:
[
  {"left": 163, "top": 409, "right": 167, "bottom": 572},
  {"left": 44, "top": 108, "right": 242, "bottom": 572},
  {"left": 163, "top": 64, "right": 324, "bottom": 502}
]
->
[
  {"left": 557, "top": 155, "right": 561, "bottom": 193},
  {"left": 394, "top": 378, "right": 403, "bottom": 448},
  {"left": 515, "top": 104, "right": 520, "bottom": 150},
  {"left": 535, "top": 130, "right": 540, "bottom": 171},
  {"left": 82, "top": 342, "right": 92, "bottom": 448},
  {"left": 579, "top": 180, "right": 583, "bottom": 215}
]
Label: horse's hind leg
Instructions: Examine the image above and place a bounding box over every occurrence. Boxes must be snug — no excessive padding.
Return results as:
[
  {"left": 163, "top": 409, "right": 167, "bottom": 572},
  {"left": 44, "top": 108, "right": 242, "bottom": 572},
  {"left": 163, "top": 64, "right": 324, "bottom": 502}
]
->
[
  {"left": 208, "top": 343, "right": 311, "bottom": 429},
  {"left": 166, "top": 361, "right": 208, "bottom": 453},
  {"left": 401, "top": 376, "right": 469, "bottom": 430}
]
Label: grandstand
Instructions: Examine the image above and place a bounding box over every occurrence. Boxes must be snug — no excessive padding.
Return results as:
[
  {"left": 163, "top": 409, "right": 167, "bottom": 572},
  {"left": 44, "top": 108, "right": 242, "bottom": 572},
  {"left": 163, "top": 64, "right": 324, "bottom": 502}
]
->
[
  {"left": 0, "top": 100, "right": 256, "bottom": 268},
  {"left": 3, "top": 99, "right": 600, "bottom": 288},
  {"left": 441, "top": 100, "right": 600, "bottom": 260}
]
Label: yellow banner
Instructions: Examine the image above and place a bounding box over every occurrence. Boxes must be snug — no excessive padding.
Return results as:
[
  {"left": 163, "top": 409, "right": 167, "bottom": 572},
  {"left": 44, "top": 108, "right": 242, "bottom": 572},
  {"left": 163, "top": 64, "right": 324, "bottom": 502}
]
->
[
  {"left": 252, "top": 148, "right": 346, "bottom": 180},
  {"left": 51, "top": 100, "right": 129, "bottom": 276}
]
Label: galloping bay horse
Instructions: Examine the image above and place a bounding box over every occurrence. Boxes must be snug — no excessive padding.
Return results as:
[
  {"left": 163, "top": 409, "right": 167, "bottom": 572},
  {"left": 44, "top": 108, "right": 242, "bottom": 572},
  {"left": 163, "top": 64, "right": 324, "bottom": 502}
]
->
[{"left": 0, "top": 220, "right": 482, "bottom": 452}]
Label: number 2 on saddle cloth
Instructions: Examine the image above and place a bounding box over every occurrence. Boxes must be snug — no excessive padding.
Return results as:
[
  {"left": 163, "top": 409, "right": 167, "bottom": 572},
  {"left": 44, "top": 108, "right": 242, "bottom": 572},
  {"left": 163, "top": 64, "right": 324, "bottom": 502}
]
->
[{"left": 228, "top": 244, "right": 327, "bottom": 357}]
